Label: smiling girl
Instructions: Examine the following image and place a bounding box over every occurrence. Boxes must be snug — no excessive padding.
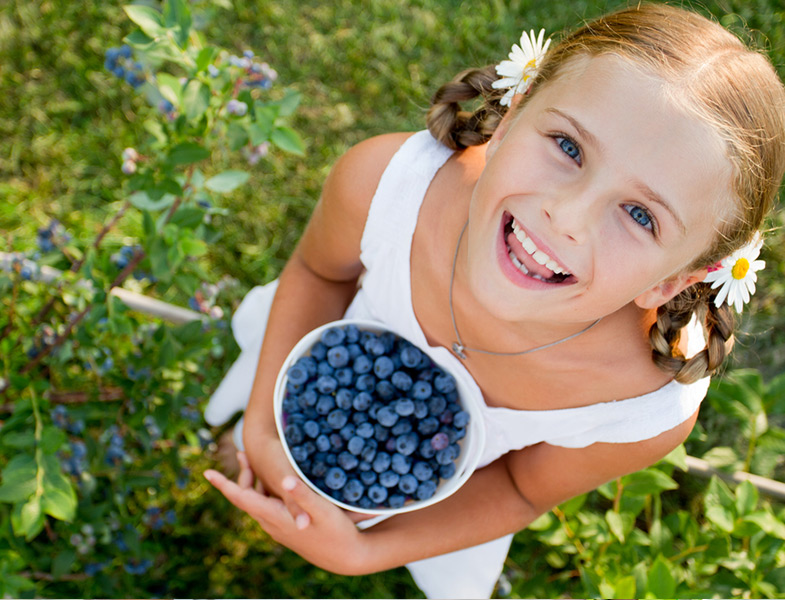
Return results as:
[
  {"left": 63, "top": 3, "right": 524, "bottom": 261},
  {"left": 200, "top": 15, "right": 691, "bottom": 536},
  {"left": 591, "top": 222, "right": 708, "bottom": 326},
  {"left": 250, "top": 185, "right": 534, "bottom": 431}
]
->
[{"left": 203, "top": 4, "right": 785, "bottom": 597}]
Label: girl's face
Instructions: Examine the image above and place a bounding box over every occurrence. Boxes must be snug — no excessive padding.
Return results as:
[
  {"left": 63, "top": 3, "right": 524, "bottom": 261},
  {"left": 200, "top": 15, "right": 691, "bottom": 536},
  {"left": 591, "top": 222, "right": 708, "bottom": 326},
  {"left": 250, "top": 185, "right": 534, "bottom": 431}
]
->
[{"left": 465, "top": 54, "right": 735, "bottom": 326}]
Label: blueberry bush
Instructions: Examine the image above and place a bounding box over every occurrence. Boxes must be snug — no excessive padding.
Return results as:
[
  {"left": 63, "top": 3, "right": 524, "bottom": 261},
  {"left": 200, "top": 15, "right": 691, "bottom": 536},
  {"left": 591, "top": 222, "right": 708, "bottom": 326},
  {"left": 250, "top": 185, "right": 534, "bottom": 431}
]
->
[{"left": 0, "top": 0, "right": 305, "bottom": 595}]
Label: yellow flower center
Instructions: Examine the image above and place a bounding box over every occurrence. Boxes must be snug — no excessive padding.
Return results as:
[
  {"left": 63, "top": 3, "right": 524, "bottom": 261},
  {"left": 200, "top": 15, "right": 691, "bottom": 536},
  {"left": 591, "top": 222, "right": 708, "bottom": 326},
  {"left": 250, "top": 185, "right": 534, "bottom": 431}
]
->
[{"left": 731, "top": 258, "right": 750, "bottom": 280}]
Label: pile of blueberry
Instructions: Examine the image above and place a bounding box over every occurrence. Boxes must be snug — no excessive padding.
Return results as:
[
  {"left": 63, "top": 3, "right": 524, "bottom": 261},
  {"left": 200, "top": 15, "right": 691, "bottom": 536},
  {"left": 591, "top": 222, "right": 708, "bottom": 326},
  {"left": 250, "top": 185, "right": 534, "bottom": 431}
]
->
[{"left": 281, "top": 324, "right": 470, "bottom": 510}]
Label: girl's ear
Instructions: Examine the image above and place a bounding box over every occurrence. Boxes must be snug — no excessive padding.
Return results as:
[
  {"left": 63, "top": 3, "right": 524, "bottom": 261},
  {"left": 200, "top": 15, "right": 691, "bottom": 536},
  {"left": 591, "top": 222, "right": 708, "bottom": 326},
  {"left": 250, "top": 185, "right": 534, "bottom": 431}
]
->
[
  {"left": 634, "top": 268, "right": 709, "bottom": 310},
  {"left": 486, "top": 93, "right": 524, "bottom": 159}
]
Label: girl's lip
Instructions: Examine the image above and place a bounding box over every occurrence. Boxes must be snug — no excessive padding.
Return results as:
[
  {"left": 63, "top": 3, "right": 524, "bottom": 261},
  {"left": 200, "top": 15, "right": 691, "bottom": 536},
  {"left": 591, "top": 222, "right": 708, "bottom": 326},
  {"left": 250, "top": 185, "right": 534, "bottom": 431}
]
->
[{"left": 496, "top": 212, "right": 577, "bottom": 288}]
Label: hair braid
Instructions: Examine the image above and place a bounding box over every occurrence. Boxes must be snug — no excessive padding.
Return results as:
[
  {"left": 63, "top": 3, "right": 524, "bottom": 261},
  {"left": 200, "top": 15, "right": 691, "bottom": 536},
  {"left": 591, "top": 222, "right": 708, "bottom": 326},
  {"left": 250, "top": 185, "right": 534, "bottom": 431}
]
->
[
  {"left": 426, "top": 65, "right": 506, "bottom": 150},
  {"left": 649, "top": 283, "right": 735, "bottom": 384}
]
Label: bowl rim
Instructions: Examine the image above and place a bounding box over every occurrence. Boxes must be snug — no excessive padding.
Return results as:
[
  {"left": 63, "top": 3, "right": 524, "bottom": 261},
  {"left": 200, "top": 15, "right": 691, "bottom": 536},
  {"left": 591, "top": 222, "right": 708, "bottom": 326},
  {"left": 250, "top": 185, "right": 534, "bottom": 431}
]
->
[{"left": 273, "top": 318, "right": 486, "bottom": 515}]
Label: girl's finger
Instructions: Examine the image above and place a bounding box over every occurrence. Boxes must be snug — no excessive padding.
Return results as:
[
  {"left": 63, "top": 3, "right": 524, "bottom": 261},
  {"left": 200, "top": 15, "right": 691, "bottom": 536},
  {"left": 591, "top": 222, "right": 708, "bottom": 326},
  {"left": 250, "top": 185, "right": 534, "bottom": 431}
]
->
[
  {"left": 281, "top": 475, "right": 339, "bottom": 526},
  {"left": 204, "top": 469, "right": 282, "bottom": 523},
  {"left": 236, "top": 451, "right": 258, "bottom": 491}
]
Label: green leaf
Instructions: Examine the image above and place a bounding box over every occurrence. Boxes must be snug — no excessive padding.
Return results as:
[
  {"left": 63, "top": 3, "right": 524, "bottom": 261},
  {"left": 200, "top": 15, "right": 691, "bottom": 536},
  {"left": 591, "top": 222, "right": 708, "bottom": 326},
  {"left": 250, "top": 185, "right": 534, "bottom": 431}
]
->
[
  {"left": 0, "top": 431, "right": 35, "bottom": 449},
  {"left": 0, "top": 455, "right": 37, "bottom": 503},
  {"left": 606, "top": 509, "right": 626, "bottom": 542},
  {"left": 124, "top": 29, "right": 154, "bottom": 47},
  {"left": 123, "top": 5, "right": 167, "bottom": 39},
  {"left": 183, "top": 80, "right": 210, "bottom": 121},
  {"left": 647, "top": 555, "right": 676, "bottom": 598},
  {"left": 705, "top": 475, "right": 736, "bottom": 510},
  {"left": 143, "top": 210, "right": 157, "bottom": 237},
  {"left": 167, "top": 142, "right": 210, "bottom": 165},
  {"left": 766, "top": 371, "right": 785, "bottom": 414},
  {"left": 621, "top": 468, "right": 678, "bottom": 496},
  {"left": 52, "top": 548, "right": 76, "bottom": 579},
  {"left": 248, "top": 122, "right": 272, "bottom": 146},
  {"left": 39, "top": 426, "right": 67, "bottom": 454},
  {"left": 204, "top": 170, "right": 250, "bottom": 193},
  {"left": 706, "top": 505, "right": 735, "bottom": 532},
  {"left": 227, "top": 122, "right": 249, "bottom": 150},
  {"left": 559, "top": 493, "right": 587, "bottom": 516},
  {"left": 156, "top": 72, "right": 183, "bottom": 107},
  {"left": 12, "top": 496, "right": 44, "bottom": 541},
  {"left": 614, "top": 575, "right": 637, "bottom": 599},
  {"left": 702, "top": 446, "right": 741, "bottom": 471},
  {"left": 735, "top": 480, "right": 758, "bottom": 516},
  {"left": 660, "top": 444, "right": 688, "bottom": 471},
  {"left": 271, "top": 126, "right": 306, "bottom": 155},
  {"left": 178, "top": 236, "right": 207, "bottom": 257},
  {"left": 741, "top": 510, "right": 785, "bottom": 539},
  {"left": 196, "top": 47, "right": 219, "bottom": 72},
  {"left": 129, "top": 190, "right": 176, "bottom": 211},
  {"left": 163, "top": 0, "right": 192, "bottom": 46},
  {"left": 277, "top": 89, "right": 302, "bottom": 117}
]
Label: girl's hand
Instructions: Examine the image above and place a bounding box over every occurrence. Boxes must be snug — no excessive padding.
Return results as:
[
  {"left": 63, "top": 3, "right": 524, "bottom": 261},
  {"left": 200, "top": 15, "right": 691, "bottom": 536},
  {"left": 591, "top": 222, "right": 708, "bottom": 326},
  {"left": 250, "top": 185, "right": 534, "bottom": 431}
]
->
[{"left": 204, "top": 452, "right": 373, "bottom": 575}]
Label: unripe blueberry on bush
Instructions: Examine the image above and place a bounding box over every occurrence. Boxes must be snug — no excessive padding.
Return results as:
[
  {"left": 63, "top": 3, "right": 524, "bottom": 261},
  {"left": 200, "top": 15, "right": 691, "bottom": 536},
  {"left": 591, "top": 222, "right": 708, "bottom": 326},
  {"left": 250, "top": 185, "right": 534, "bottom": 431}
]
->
[
  {"left": 226, "top": 99, "right": 248, "bottom": 116},
  {"left": 122, "top": 159, "right": 137, "bottom": 175}
]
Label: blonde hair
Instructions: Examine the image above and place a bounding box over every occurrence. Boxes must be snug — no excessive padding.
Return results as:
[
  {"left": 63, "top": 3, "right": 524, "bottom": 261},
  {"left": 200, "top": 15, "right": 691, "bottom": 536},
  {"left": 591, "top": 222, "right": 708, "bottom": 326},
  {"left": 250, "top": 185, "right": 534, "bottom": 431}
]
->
[{"left": 427, "top": 3, "right": 785, "bottom": 383}]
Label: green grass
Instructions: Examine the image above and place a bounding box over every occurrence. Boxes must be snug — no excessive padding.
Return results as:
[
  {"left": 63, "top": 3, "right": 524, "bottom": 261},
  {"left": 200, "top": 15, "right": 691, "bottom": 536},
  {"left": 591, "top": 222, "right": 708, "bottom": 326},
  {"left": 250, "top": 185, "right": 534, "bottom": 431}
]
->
[{"left": 3, "top": 0, "right": 785, "bottom": 597}]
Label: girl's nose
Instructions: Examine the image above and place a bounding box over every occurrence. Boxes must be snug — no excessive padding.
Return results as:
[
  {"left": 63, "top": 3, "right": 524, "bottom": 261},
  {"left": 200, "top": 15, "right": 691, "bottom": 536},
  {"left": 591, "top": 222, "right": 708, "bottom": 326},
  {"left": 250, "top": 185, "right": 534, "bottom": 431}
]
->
[{"left": 541, "top": 191, "right": 595, "bottom": 245}]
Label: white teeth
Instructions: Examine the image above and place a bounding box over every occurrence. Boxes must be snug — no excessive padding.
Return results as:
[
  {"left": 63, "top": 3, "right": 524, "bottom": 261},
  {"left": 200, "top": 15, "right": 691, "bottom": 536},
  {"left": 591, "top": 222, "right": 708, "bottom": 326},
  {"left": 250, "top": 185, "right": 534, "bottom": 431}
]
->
[
  {"left": 532, "top": 250, "right": 549, "bottom": 265},
  {"left": 510, "top": 220, "right": 568, "bottom": 275}
]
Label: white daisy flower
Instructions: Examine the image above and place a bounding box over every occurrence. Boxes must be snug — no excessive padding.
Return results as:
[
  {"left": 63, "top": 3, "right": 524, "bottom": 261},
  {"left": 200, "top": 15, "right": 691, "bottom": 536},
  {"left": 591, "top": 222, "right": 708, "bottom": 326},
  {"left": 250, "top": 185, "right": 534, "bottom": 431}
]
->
[
  {"left": 703, "top": 233, "right": 765, "bottom": 313},
  {"left": 491, "top": 29, "right": 552, "bottom": 106}
]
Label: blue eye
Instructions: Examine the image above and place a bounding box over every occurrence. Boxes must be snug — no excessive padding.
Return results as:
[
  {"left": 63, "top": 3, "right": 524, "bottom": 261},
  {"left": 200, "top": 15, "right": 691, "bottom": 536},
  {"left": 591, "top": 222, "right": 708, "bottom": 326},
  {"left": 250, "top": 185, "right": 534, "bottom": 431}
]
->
[
  {"left": 625, "top": 205, "right": 654, "bottom": 231},
  {"left": 557, "top": 136, "right": 581, "bottom": 164}
]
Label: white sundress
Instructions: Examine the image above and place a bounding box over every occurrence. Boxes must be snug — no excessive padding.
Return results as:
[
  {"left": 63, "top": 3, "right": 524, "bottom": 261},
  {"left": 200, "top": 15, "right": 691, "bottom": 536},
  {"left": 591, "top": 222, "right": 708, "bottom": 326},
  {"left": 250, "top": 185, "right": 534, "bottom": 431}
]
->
[{"left": 205, "top": 130, "right": 710, "bottom": 599}]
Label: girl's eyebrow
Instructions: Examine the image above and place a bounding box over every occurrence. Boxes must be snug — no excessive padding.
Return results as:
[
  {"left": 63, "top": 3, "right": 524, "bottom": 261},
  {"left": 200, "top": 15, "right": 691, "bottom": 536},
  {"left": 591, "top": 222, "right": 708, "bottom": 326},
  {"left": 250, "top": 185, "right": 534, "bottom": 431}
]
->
[{"left": 545, "top": 107, "right": 687, "bottom": 235}]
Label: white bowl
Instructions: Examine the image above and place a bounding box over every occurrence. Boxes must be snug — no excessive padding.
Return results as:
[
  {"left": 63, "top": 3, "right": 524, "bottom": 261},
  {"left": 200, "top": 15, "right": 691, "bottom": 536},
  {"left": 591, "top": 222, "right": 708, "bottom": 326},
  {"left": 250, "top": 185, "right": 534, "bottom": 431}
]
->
[{"left": 274, "top": 318, "right": 485, "bottom": 515}]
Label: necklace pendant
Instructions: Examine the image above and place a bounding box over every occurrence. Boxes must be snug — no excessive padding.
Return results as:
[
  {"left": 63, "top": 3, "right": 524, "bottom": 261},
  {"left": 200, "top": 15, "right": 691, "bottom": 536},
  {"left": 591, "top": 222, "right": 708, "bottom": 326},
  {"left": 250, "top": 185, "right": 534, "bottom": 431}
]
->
[{"left": 452, "top": 342, "right": 467, "bottom": 360}]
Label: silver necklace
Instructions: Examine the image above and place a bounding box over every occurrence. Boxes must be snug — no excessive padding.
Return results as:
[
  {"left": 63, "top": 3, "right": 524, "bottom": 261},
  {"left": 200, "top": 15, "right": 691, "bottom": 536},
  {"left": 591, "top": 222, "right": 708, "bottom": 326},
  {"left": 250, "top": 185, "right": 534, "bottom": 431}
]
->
[{"left": 448, "top": 220, "right": 602, "bottom": 360}]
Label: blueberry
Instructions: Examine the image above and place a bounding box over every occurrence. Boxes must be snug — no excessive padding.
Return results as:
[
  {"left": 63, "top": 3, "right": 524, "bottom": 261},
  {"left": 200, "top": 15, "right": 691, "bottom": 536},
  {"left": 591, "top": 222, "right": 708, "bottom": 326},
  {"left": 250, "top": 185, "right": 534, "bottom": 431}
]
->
[
  {"left": 355, "top": 373, "right": 376, "bottom": 392},
  {"left": 335, "top": 388, "right": 354, "bottom": 410},
  {"left": 375, "top": 380, "right": 396, "bottom": 400},
  {"left": 395, "top": 398, "right": 415, "bottom": 417},
  {"left": 391, "top": 419, "right": 412, "bottom": 435},
  {"left": 352, "top": 391, "right": 372, "bottom": 411},
  {"left": 347, "top": 343, "right": 363, "bottom": 359},
  {"left": 391, "top": 371, "right": 412, "bottom": 391},
  {"left": 428, "top": 396, "right": 447, "bottom": 416},
  {"left": 344, "top": 324, "right": 360, "bottom": 343},
  {"left": 315, "top": 395, "right": 336, "bottom": 415},
  {"left": 324, "top": 467, "right": 347, "bottom": 490},
  {"left": 312, "top": 460, "right": 328, "bottom": 478},
  {"left": 416, "top": 480, "right": 437, "bottom": 501},
  {"left": 391, "top": 452, "right": 412, "bottom": 475},
  {"left": 434, "top": 372, "right": 456, "bottom": 394},
  {"left": 290, "top": 445, "right": 308, "bottom": 463},
  {"left": 356, "top": 422, "right": 375, "bottom": 439},
  {"left": 411, "top": 381, "right": 432, "bottom": 400},
  {"left": 379, "top": 470, "right": 400, "bottom": 488},
  {"left": 388, "top": 494, "right": 406, "bottom": 508},
  {"left": 412, "top": 461, "right": 434, "bottom": 481},
  {"left": 376, "top": 406, "right": 398, "bottom": 427},
  {"left": 453, "top": 410, "right": 470, "bottom": 428},
  {"left": 418, "top": 439, "right": 436, "bottom": 459},
  {"left": 329, "top": 433, "right": 344, "bottom": 450},
  {"left": 374, "top": 424, "right": 390, "bottom": 442},
  {"left": 335, "top": 367, "right": 354, "bottom": 387},
  {"left": 328, "top": 345, "right": 350, "bottom": 368},
  {"left": 316, "top": 434, "right": 331, "bottom": 452},
  {"left": 372, "top": 452, "right": 391, "bottom": 473},
  {"left": 321, "top": 327, "right": 346, "bottom": 347},
  {"left": 347, "top": 436, "right": 365, "bottom": 455},
  {"left": 352, "top": 355, "right": 372, "bottom": 374},
  {"left": 431, "top": 432, "right": 450, "bottom": 451},
  {"left": 373, "top": 356, "right": 394, "bottom": 379},
  {"left": 417, "top": 417, "right": 440, "bottom": 436},
  {"left": 284, "top": 424, "right": 304, "bottom": 446},
  {"left": 316, "top": 375, "right": 337, "bottom": 394},
  {"left": 368, "top": 483, "right": 388, "bottom": 504},
  {"left": 414, "top": 400, "right": 429, "bottom": 419},
  {"left": 352, "top": 411, "right": 369, "bottom": 425},
  {"left": 303, "top": 420, "right": 320, "bottom": 438},
  {"left": 310, "top": 341, "right": 327, "bottom": 360},
  {"left": 364, "top": 338, "right": 386, "bottom": 356},
  {"left": 317, "top": 361, "right": 335, "bottom": 376},
  {"left": 435, "top": 448, "right": 454, "bottom": 466},
  {"left": 400, "top": 345, "right": 422, "bottom": 368},
  {"left": 398, "top": 473, "right": 418, "bottom": 495},
  {"left": 337, "top": 451, "right": 359, "bottom": 471},
  {"left": 360, "top": 443, "right": 377, "bottom": 463},
  {"left": 342, "top": 479, "right": 364, "bottom": 503},
  {"left": 395, "top": 432, "right": 419, "bottom": 456},
  {"left": 300, "top": 389, "right": 318, "bottom": 407},
  {"left": 360, "top": 470, "right": 378, "bottom": 486},
  {"left": 439, "top": 410, "right": 454, "bottom": 424},
  {"left": 439, "top": 463, "right": 457, "bottom": 479},
  {"left": 287, "top": 363, "right": 309, "bottom": 385},
  {"left": 326, "top": 409, "right": 348, "bottom": 429}
]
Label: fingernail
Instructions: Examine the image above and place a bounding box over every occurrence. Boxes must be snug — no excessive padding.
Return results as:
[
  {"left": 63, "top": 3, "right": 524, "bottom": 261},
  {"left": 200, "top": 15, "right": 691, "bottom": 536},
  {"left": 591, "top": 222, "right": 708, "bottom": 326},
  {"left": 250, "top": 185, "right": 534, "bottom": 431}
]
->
[
  {"left": 296, "top": 513, "right": 310, "bottom": 530},
  {"left": 203, "top": 471, "right": 215, "bottom": 483},
  {"left": 282, "top": 476, "right": 297, "bottom": 491}
]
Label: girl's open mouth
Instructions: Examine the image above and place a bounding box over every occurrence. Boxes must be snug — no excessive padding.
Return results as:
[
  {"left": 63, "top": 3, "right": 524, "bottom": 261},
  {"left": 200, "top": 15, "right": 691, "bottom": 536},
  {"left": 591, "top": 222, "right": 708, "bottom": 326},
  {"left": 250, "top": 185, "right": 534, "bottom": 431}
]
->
[{"left": 502, "top": 213, "right": 576, "bottom": 285}]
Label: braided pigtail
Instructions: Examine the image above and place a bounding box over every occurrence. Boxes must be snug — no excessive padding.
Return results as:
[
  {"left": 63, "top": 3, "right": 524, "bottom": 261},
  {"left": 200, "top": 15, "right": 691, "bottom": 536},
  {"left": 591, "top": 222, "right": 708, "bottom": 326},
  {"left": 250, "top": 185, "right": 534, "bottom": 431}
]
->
[
  {"left": 649, "top": 283, "right": 735, "bottom": 384},
  {"left": 426, "top": 65, "right": 508, "bottom": 150}
]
